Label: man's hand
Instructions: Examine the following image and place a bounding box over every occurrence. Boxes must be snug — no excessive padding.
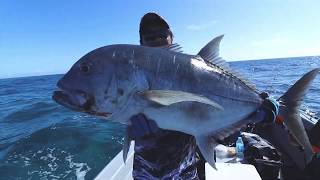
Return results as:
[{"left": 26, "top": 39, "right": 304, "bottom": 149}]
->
[
  {"left": 128, "top": 113, "right": 159, "bottom": 139},
  {"left": 256, "top": 98, "right": 280, "bottom": 123}
]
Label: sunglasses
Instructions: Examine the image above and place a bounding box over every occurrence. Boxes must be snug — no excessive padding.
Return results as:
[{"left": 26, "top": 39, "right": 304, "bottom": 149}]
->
[{"left": 142, "top": 31, "right": 171, "bottom": 42}]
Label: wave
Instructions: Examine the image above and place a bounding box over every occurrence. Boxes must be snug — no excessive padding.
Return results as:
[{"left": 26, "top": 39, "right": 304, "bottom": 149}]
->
[
  {"left": 0, "top": 123, "right": 124, "bottom": 179},
  {"left": 3, "top": 102, "right": 58, "bottom": 123}
]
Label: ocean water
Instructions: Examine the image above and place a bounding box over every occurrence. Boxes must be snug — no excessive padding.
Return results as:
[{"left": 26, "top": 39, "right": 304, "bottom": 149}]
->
[{"left": 0, "top": 56, "right": 320, "bottom": 179}]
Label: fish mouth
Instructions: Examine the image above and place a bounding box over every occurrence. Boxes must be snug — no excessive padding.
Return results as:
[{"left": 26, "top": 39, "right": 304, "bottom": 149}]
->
[{"left": 52, "top": 88, "right": 111, "bottom": 117}]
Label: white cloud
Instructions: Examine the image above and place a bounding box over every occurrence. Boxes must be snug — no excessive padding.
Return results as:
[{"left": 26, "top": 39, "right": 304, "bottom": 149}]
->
[{"left": 186, "top": 20, "right": 218, "bottom": 31}]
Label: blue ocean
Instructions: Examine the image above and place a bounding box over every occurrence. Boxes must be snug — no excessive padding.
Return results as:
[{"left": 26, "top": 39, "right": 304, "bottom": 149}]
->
[{"left": 1, "top": 56, "right": 320, "bottom": 179}]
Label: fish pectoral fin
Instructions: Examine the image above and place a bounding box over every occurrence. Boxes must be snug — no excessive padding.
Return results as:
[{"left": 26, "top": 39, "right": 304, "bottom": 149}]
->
[
  {"left": 196, "top": 135, "right": 218, "bottom": 170},
  {"left": 137, "top": 90, "right": 223, "bottom": 110},
  {"left": 123, "top": 127, "right": 133, "bottom": 163}
]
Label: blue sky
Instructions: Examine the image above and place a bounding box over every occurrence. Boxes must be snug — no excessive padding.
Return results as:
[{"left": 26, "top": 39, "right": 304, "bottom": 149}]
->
[{"left": 1, "top": 0, "right": 320, "bottom": 78}]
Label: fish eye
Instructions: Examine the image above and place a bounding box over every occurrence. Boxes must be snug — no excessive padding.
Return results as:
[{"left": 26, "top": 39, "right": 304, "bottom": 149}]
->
[{"left": 79, "top": 63, "right": 91, "bottom": 74}]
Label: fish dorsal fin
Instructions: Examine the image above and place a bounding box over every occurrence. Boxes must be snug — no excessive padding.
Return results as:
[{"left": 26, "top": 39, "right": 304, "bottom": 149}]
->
[
  {"left": 197, "top": 35, "right": 257, "bottom": 91},
  {"left": 161, "top": 43, "right": 183, "bottom": 53},
  {"left": 138, "top": 90, "right": 223, "bottom": 110},
  {"left": 197, "top": 35, "right": 226, "bottom": 66},
  {"left": 228, "top": 69, "right": 257, "bottom": 90}
]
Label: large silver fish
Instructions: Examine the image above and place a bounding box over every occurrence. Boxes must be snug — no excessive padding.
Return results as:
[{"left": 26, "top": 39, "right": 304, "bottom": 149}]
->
[{"left": 53, "top": 35, "right": 318, "bottom": 169}]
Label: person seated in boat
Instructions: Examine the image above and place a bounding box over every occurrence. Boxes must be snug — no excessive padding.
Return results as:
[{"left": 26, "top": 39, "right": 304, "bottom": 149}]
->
[{"left": 128, "top": 12, "right": 205, "bottom": 180}]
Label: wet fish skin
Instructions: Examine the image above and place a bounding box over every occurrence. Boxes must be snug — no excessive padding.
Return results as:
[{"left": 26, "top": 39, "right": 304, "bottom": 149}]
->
[{"left": 53, "top": 36, "right": 318, "bottom": 169}]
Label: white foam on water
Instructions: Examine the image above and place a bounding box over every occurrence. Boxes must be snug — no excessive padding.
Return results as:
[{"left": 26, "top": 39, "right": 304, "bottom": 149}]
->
[
  {"left": 65, "top": 154, "right": 91, "bottom": 180},
  {"left": 6, "top": 147, "right": 91, "bottom": 179}
]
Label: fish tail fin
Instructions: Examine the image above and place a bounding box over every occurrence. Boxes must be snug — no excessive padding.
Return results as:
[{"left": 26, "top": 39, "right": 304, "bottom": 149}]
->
[{"left": 278, "top": 68, "right": 320, "bottom": 164}]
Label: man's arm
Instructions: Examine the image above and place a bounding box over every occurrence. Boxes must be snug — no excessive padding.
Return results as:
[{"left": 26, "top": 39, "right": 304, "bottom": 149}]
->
[{"left": 128, "top": 113, "right": 160, "bottom": 139}]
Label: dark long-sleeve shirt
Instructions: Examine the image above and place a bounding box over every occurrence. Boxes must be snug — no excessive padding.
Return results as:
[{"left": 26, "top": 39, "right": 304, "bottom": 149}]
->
[{"left": 132, "top": 126, "right": 200, "bottom": 180}]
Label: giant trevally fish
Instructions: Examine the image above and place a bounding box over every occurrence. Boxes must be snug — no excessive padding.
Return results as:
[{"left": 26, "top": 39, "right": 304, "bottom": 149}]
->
[{"left": 53, "top": 35, "right": 318, "bottom": 169}]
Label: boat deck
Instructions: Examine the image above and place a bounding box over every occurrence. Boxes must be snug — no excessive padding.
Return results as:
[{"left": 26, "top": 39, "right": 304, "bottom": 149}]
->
[{"left": 94, "top": 142, "right": 261, "bottom": 180}]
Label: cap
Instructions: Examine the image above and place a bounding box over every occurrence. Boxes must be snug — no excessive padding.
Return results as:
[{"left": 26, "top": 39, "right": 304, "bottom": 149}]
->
[{"left": 139, "top": 12, "right": 170, "bottom": 35}]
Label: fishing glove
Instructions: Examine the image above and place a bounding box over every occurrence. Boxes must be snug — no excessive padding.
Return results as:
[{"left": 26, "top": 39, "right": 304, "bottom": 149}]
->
[
  {"left": 256, "top": 98, "right": 279, "bottom": 123},
  {"left": 128, "top": 113, "right": 160, "bottom": 139}
]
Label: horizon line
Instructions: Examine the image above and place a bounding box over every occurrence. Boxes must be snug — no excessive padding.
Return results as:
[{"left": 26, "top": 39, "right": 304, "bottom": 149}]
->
[{"left": 1, "top": 54, "right": 319, "bottom": 80}]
